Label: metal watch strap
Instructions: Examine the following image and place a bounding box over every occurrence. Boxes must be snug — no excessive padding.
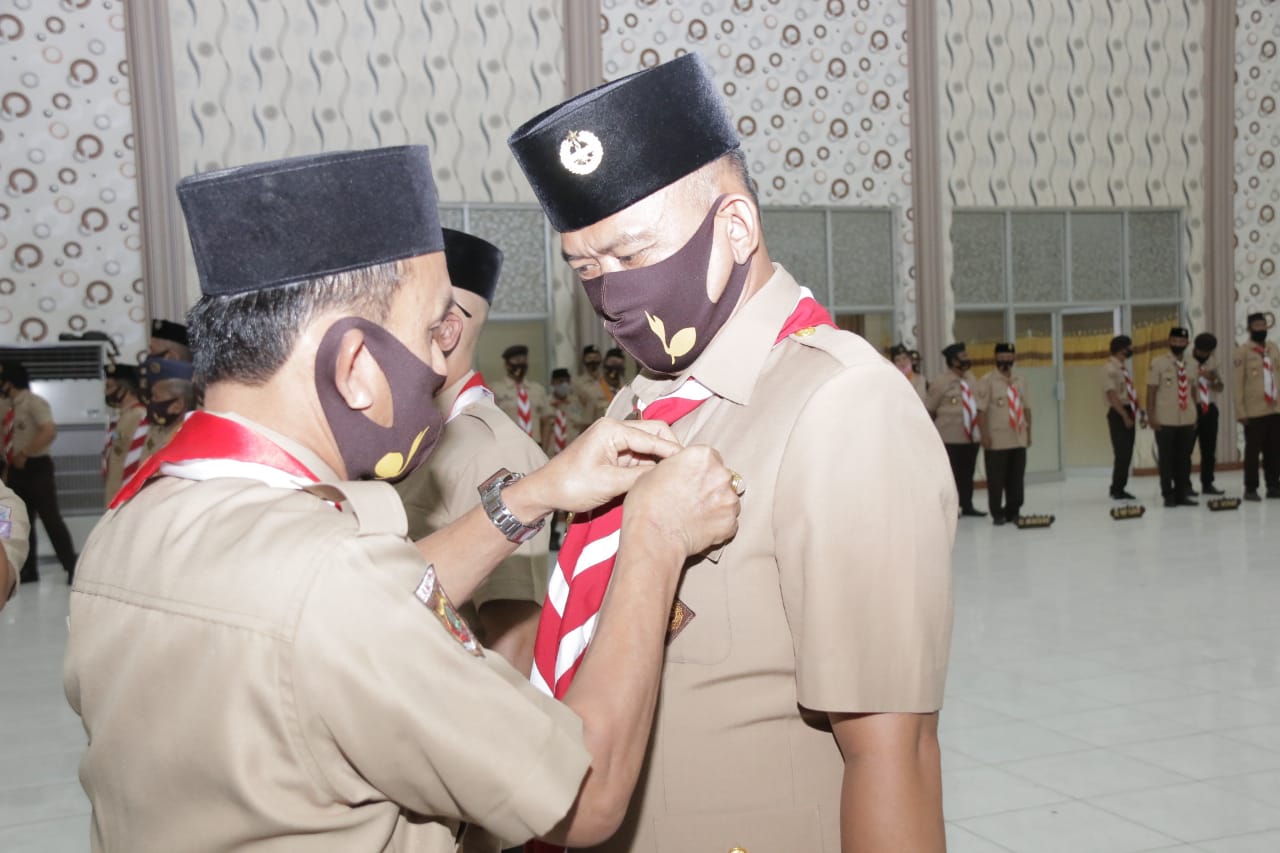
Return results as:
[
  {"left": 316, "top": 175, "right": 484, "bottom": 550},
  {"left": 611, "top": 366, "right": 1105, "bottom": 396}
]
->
[{"left": 478, "top": 468, "right": 545, "bottom": 544}]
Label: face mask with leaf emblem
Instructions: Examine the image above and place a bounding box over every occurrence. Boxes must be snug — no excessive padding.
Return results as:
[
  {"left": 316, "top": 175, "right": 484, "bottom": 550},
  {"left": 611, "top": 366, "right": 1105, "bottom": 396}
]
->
[{"left": 581, "top": 195, "right": 750, "bottom": 375}]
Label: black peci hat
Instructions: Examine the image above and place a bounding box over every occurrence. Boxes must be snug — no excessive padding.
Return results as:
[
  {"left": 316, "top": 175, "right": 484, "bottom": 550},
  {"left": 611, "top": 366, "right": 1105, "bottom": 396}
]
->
[
  {"left": 508, "top": 53, "right": 740, "bottom": 233},
  {"left": 177, "top": 146, "right": 443, "bottom": 297},
  {"left": 1169, "top": 326, "right": 1190, "bottom": 338},
  {"left": 502, "top": 344, "right": 529, "bottom": 361},
  {"left": 442, "top": 228, "right": 503, "bottom": 305},
  {"left": 994, "top": 342, "right": 1015, "bottom": 354},
  {"left": 942, "top": 343, "right": 967, "bottom": 361}
]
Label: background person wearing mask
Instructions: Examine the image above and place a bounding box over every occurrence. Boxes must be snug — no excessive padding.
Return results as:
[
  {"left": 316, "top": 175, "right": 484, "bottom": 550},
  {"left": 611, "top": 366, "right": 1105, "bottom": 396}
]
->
[
  {"left": 138, "top": 357, "right": 198, "bottom": 462},
  {"left": 1234, "top": 311, "right": 1280, "bottom": 500},
  {"left": 1191, "top": 332, "right": 1226, "bottom": 496},
  {"left": 927, "top": 342, "right": 986, "bottom": 517},
  {"left": 493, "top": 344, "right": 551, "bottom": 440},
  {"left": 1102, "top": 334, "right": 1143, "bottom": 501},
  {"left": 0, "top": 360, "right": 78, "bottom": 584},
  {"left": 101, "top": 362, "right": 147, "bottom": 503},
  {"left": 545, "top": 367, "right": 587, "bottom": 457},
  {"left": 1147, "top": 326, "right": 1199, "bottom": 508},
  {"left": 890, "top": 342, "right": 928, "bottom": 402},
  {"left": 975, "top": 343, "right": 1032, "bottom": 526}
]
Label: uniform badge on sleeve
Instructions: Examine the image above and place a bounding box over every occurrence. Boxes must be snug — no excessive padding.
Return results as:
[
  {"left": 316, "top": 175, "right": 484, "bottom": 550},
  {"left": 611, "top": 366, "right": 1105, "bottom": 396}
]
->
[{"left": 414, "top": 565, "right": 483, "bottom": 657}]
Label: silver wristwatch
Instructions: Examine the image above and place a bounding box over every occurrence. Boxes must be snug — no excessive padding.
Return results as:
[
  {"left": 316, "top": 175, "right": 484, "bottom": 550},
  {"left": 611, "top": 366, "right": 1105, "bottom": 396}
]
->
[{"left": 478, "top": 468, "right": 545, "bottom": 544}]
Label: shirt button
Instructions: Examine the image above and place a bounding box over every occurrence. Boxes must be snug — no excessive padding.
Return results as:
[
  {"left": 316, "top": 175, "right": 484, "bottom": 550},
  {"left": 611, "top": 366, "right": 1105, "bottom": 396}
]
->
[{"left": 728, "top": 848, "right": 748, "bottom": 853}]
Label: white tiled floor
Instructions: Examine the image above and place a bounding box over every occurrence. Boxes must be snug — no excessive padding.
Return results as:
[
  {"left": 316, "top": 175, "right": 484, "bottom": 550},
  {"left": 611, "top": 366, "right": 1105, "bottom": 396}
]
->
[{"left": 2, "top": 472, "right": 1278, "bottom": 851}]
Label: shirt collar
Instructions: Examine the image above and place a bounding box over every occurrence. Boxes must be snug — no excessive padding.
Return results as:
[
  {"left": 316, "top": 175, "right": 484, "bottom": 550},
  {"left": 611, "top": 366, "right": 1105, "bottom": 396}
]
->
[
  {"left": 632, "top": 263, "right": 801, "bottom": 408},
  {"left": 210, "top": 410, "right": 343, "bottom": 483},
  {"left": 436, "top": 370, "right": 477, "bottom": 415}
]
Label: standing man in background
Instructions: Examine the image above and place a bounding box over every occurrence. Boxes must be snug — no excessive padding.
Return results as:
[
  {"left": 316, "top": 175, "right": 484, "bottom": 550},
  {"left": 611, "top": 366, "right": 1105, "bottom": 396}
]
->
[
  {"left": 493, "top": 345, "right": 551, "bottom": 440},
  {"left": 890, "top": 342, "right": 928, "bottom": 402},
  {"left": 1234, "top": 312, "right": 1280, "bottom": 500},
  {"left": 1102, "top": 334, "right": 1142, "bottom": 501},
  {"left": 573, "top": 345, "right": 609, "bottom": 424},
  {"left": 927, "top": 342, "right": 986, "bottom": 517},
  {"left": 546, "top": 368, "right": 587, "bottom": 457},
  {"left": 976, "top": 343, "right": 1031, "bottom": 526},
  {"left": 0, "top": 360, "right": 78, "bottom": 584},
  {"left": 1147, "top": 327, "right": 1199, "bottom": 508},
  {"left": 1192, "top": 332, "right": 1226, "bottom": 496},
  {"left": 139, "top": 357, "right": 199, "bottom": 462},
  {"left": 102, "top": 363, "right": 147, "bottom": 503}
]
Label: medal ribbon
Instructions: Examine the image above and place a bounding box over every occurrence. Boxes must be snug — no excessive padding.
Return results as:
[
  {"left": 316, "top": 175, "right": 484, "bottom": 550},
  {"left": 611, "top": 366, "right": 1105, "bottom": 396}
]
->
[
  {"left": 1260, "top": 346, "right": 1277, "bottom": 405},
  {"left": 447, "top": 372, "right": 492, "bottom": 424},
  {"left": 526, "top": 287, "right": 833, "bottom": 853},
  {"left": 1177, "top": 361, "right": 1189, "bottom": 411},
  {"left": 110, "top": 411, "right": 323, "bottom": 509},
  {"left": 516, "top": 383, "right": 533, "bottom": 436}
]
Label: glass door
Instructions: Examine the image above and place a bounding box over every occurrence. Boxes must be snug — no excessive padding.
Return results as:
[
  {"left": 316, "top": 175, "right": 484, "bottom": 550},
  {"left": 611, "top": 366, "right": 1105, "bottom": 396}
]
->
[
  {"left": 1014, "top": 312, "right": 1062, "bottom": 476},
  {"left": 1061, "top": 309, "right": 1121, "bottom": 469}
]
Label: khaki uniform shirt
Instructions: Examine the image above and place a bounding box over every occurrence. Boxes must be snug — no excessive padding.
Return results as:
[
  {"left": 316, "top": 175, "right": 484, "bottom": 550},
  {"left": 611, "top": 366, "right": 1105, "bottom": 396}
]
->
[
  {"left": 4, "top": 389, "right": 55, "bottom": 457},
  {"left": 1102, "top": 357, "right": 1134, "bottom": 411},
  {"left": 1193, "top": 354, "right": 1223, "bottom": 410},
  {"left": 975, "top": 371, "right": 1031, "bottom": 450},
  {"left": 1147, "top": 354, "right": 1198, "bottom": 427},
  {"left": 492, "top": 376, "right": 551, "bottom": 438},
  {"left": 1232, "top": 340, "right": 1280, "bottom": 419},
  {"left": 544, "top": 396, "right": 588, "bottom": 457},
  {"left": 103, "top": 403, "right": 146, "bottom": 502},
  {"left": 908, "top": 371, "right": 928, "bottom": 403},
  {"left": 925, "top": 370, "right": 979, "bottom": 445},
  {"left": 64, "top": 413, "right": 589, "bottom": 853},
  {"left": 395, "top": 372, "right": 551, "bottom": 609},
  {"left": 592, "top": 266, "right": 955, "bottom": 853},
  {"left": 573, "top": 373, "right": 612, "bottom": 422},
  {"left": 1, "top": 480, "right": 30, "bottom": 599}
]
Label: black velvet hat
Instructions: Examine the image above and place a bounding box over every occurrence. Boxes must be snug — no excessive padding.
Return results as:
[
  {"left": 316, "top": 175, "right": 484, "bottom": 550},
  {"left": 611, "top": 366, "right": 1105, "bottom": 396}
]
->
[
  {"left": 177, "top": 146, "right": 443, "bottom": 297},
  {"left": 942, "top": 343, "right": 967, "bottom": 360},
  {"left": 150, "top": 319, "right": 189, "bottom": 346},
  {"left": 508, "top": 52, "right": 740, "bottom": 232},
  {"left": 1169, "top": 326, "right": 1190, "bottom": 338},
  {"left": 994, "top": 342, "right": 1015, "bottom": 354},
  {"left": 442, "top": 228, "right": 503, "bottom": 305},
  {"left": 502, "top": 345, "right": 529, "bottom": 361}
]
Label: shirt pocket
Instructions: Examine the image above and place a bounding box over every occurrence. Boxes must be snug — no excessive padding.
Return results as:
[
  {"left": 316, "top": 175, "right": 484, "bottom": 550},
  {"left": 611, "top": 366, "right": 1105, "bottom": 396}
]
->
[{"left": 665, "top": 552, "right": 732, "bottom": 666}]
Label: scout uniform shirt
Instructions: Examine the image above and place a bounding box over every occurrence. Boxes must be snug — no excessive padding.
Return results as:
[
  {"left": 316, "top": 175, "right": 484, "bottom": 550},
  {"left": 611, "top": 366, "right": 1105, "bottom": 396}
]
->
[
  {"left": 1232, "top": 339, "right": 1280, "bottom": 419},
  {"left": 1195, "top": 353, "right": 1223, "bottom": 411},
  {"left": 64, "top": 412, "right": 589, "bottom": 853},
  {"left": 590, "top": 266, "right": 956, "bottom": 853},
  {"left": 492, "top": 374, "right": 552, "bottom": 438},
  {"left": 102, "top": 403, "right": 145, "bottom": 502},
  {"left": 908, "top": 371, "right": 928, "bottom": 403},
  {"left": 975, "top": 370, "right": 1030, "bottom": 449},
  {"left": 395, "top": 371, "right": 552, "bottom": 610},
  {"left": 1102, "top": 356, "right": 1135, "bottom": 412},
  {"left": 925, "top": 369, "right": 979, "bottom": 444},
  {"left": 3, "top": 389, "right": 54, "bottom": 460},
  {"left": 1148, "top": 353, "right": 1198, "bottom": 427},
  {"left": 573, "top": 372, "right": 612, "bottom": 422},
  {"left": 0, "top": 480, "right": 30, "bottom": 600}
]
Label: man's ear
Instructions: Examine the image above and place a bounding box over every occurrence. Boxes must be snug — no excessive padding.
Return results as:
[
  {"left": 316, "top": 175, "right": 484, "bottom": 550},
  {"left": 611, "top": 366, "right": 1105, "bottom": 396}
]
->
[
  {"left": 436, "top": 310, "right": 464, "bottom": 357},
  {"left": 331, "top": 326, "right": 377, "bottom": 411},
  {"left": 707, "top": 193, "right": 760, "bottom": 302}
]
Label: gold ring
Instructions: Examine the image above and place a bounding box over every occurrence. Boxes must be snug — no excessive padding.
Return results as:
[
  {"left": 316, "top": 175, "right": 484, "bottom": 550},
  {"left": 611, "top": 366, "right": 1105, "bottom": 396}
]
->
[{"left": 729, "top": 470, "right": 745, "bottom": 495}]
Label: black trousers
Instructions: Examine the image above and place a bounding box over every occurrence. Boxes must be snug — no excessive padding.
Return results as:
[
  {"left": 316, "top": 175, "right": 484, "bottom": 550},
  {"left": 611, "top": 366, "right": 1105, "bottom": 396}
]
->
[
  {"left": 3, "top": 456, "right": 78, "bottom": 580},
  {"left": 1107, "top": 408, "right": 1136, "bottom": 494},
  {"left": 1196, "top": 403, "right": 1219, "bottom": 487},
  {"left": 1154, "top": 424, "right": 1197, "bottom": 500},
  {"left": 984, "top": 447, "right": 1026, "bottom": 520},
  {"left": 945, "top": 442, "right": 981, "bottom": 512},
  {"left": 1243, "top": 412, "right": 1280, "bottom": 492}
]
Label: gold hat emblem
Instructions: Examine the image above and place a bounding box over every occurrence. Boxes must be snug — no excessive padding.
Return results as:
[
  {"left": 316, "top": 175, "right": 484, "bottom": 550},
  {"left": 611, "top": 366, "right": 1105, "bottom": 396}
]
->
[
  {"left": 560, "top": 130, "right": 603, "bottom": 176},
  {"left": 646, "top": 311, "right": 696, "bottom": 365}
]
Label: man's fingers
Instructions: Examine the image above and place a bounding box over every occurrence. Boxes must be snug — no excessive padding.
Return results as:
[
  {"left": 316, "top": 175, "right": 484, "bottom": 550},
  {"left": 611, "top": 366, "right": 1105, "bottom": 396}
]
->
[{"left": 605, "top": 420, "right": 683, "bottom": 461}]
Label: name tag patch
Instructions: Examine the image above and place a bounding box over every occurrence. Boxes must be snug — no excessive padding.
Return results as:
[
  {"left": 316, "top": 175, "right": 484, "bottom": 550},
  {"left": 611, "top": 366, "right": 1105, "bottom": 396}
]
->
[{"left": 414, "top": 565, "right": 483, "bottom": 657}]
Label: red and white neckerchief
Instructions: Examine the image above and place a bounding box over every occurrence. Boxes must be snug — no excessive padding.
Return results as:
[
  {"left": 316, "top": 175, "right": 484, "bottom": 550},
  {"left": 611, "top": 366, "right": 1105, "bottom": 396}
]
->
[
  {"left": 526, "top": 288, "right": 833, "bottom": 853},
  {"left": 111, "top": 411, "right": 324, "bottom": 509},
  {"left": 551, "top": 408, "right": 567, "bottom": 453},
  {"left": 1176, "top": 360, "right": 1189, "bottom": 410},
  {"left": 2, "top": 407, "right": 15, "bottom": 466},
  {"left": 1197, "top": 370, "right": 1212, "bottom": 414},
  {"left": 1006, "top": 382, "right": 1024, "bottom": 431},
  {"left": 1122, "top": 364, "right": 1140, "bottom": 412},
  {"left": 515, "top": 383, "right": 533, "bottom": 436},
  {"left": 1259, "top": 346, "right": 1277, "bottom": 405},
  {"left": 960, "top": 379, "right": 976, "bottom": 441},
  {"left": 447, "top": 372, "right": 492, "bottom": 424},
  {"left": 101, "top": 414, "right": 119, "bottom": 477},
  {"left": 120, "top": 415, "right": 150, "bottom": 483}
]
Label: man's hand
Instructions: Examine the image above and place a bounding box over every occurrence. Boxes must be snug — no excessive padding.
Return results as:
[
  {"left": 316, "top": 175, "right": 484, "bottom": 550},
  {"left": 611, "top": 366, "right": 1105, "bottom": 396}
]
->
[
  {"left": 622, "top": 445, "right": 740, "bottom": 560},
  {"left": 10, "top": 453, "right": 26, "bottom": 471},
  {"left": 1122, "top": 413, "right": 1134, "bottom": 430},
  {"left": 1149, "top": 417, "right": 1162, "bottom": 432}
]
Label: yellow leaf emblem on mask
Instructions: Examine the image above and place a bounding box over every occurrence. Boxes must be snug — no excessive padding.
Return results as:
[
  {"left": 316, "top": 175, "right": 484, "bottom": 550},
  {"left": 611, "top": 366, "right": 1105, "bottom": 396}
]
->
[
  {"left": 646, "top": 311, "right": 697, "bottom": 365},
  {"left": 373, "top": 425, "right": 431, "bottom": 480}
]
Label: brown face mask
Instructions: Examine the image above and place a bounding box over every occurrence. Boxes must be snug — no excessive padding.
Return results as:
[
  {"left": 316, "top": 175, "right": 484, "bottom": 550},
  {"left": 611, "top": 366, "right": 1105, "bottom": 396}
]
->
[
  {"left": 582, "top": 195, "right": 750, "bottom": 375},
  {"left": 314, "top": 317, "right": 445, "bottom": 482}
]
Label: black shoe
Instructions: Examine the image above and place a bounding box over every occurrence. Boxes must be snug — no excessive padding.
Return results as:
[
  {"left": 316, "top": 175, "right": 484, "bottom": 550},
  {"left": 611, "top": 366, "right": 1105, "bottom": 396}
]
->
[
  {"left": 1185, "top": 487, "right": 1199, "bottom": 497},
  {"left": 1177, "top": 497, "right": 1199, "bottom": 507},
  {"left": 1164, "top": 498, "right": 1178, "bottom": 508},
  {"left": 19, "top": 572, "right": 39, "bottom": 584},
  {"left": 1268, "top": 491, "right": 1280, "bottom": 499},
  {"left": 1111, "top": 490, "right": 1137, "bottom": 500},
  {"left": 1202, "top": 485, "right": 1225, "bottom": 496},
  {"left": 960, "top": 507, "right": 988, "bottom": 517},
  {"left": 1245, "top": 490, "right": 1262, "bottom": 502},
  {"left": 992, "top": 515, "right": 1006, "bottom": 526}
]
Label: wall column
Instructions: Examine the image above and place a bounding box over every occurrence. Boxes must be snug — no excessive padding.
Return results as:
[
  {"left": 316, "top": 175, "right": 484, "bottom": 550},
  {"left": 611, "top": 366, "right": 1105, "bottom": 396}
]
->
[{"left": 907, "top": 0, "right": 947, "bottom": 378}]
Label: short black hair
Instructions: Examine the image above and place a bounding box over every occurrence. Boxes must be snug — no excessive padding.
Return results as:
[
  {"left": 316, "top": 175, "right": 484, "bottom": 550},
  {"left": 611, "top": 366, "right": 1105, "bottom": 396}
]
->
[
  {"left": 0, "top": 360, "right": 30, "bottom": 389},
  {"left": 1248, "top": 312, "right": 1268, "bottom": 326},
  {"left": 551, "top": 368, "right": 571, "bottom": 381},
  {"left": 188, "top": 261, "right": 403, "bottom": 387},
  {"left": 604, "top": 348, "right": 625, "bottom": 361},
  {"left": 1194, "top": 332, "right": 1217, "bottom": 351},
  {"left": 1110, "top": 335, "right": 1132, "bottom": 354},
  {"left": 582, "top": 345, "right": 599, "bottom": 357}
]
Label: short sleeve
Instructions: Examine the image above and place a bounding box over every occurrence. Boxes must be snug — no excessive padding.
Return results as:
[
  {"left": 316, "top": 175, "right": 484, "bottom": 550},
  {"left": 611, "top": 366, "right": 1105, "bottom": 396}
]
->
[
  {"left": 774, "top": 362, "right": 955, "bottom": 714},
  {"left": 292, "top": 534, "right": 589, "bottom": 843},
  {"left": 29, "top": 395, "right": 54, "bottom": 426}
]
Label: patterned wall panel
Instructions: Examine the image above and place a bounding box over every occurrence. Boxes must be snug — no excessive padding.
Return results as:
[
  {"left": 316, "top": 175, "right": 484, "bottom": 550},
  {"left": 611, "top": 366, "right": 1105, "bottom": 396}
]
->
[
  {"left": 600, "top": 0, "right": 918, "bottom": 345},
  {"left": 1235, "top": 0, "right": 1280, "bottom": 335},
  {"left": 0, "top": 0, "right": 144, "bottom": 356},
  {"left": 939, "top": 1, "right": 1206, "bottom": 327}
]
